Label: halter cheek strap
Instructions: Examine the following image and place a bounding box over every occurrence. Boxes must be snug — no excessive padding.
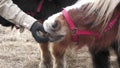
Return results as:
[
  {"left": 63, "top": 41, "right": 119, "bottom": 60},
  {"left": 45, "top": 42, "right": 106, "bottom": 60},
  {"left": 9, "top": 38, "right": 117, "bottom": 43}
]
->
[{"left": 62, "top": 9, "right": 120, "bottom": 42}]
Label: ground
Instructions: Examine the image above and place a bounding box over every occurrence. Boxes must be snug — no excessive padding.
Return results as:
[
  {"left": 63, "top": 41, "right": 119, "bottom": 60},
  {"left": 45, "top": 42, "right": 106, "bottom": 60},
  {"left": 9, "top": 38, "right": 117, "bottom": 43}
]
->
[{"left": 0, "top": 25, "right": 118, "bottom": 68}]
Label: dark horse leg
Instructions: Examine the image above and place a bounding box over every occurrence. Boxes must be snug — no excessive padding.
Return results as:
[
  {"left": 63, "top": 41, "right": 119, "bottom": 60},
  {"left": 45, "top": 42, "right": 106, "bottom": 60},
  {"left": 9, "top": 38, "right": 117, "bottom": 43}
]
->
[
  {"left": 111, "top": 41, "right": 120, "bottom": 67},
  {"left": 89, "top": 48, "right": 110, "bottom": 68},
  {"left": 39, "top": 43, "right": 52, "bottom": 68}
]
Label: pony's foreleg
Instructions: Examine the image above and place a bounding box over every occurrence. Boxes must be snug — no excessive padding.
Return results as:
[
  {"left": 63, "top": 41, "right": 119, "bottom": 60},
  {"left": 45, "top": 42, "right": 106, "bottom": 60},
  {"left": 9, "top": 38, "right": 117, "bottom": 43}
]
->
[
  {"left": 89, "top": 48, "right": 110, "bottom": 68},
  {"left": 49, "top": 43, "right": 68, "bottom": 68},
  {"left": 39, "top": 43, "right": 52, "bottom": 68}
]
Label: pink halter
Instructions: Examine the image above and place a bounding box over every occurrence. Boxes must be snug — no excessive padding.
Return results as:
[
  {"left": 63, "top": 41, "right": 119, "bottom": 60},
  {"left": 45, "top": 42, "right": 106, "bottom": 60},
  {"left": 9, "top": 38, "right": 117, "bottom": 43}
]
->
[{"left": 62, "top": 9, "right": 120, "bottom": 42}]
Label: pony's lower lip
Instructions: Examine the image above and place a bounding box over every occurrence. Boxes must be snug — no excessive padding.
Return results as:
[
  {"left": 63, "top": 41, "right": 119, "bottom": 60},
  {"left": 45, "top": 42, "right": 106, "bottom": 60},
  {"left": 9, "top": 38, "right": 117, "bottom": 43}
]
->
[
  {"left": 49, "top": 35, "right": 64, "bottom": 42},
  {"left": 45, "top": 33, "right": 64, "bottom": 42}
]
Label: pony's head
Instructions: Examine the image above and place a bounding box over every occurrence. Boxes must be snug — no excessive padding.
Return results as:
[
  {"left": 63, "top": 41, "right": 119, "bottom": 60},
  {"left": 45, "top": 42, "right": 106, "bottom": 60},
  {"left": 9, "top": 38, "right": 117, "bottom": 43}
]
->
[
  {"left": 43, "top": 12, "right": 70, "bottom": 42},
  {"left": 43, "top": 0, "right": 120, "bottom": 42}
]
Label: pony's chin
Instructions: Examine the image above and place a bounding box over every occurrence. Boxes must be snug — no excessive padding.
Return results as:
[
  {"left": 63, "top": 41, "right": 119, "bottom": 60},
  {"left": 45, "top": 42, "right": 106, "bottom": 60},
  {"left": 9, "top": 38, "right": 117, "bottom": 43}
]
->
[{"left": 48, "top": 35, "right": 64, "bottom": 42}]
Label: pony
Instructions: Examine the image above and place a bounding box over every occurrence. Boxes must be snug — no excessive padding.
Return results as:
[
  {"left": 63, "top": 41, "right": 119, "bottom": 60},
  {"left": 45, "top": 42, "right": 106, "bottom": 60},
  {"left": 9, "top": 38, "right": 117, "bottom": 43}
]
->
[{"left": 43, "top": 0, "right": 120, "bottom": 68}]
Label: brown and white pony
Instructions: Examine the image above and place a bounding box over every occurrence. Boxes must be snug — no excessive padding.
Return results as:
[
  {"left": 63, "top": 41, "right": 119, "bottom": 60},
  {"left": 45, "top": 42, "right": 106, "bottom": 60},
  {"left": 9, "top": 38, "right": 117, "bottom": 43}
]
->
[{"left": 43, "top": 0, "right": 120, "bottom": 68}]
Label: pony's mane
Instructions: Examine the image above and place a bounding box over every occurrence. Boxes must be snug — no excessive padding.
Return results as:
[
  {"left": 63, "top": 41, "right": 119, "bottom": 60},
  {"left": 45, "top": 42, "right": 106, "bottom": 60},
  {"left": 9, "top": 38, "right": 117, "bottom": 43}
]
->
[
  {"left": 86, "top": 0, "right": 120, "bottom": 29},
  {"left": 65, "top": 0, "right": 120, "bottom": 30}
]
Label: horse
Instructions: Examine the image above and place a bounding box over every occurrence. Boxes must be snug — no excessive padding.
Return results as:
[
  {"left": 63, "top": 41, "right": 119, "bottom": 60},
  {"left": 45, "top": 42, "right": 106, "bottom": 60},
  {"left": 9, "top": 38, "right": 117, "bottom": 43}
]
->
[
  {"left": 0, "top": 0, "right": 77, "bottom": 27},
  {"left": 43, "top": 0, "right": 120, "bottom": 68},
  {"left": 0, "top": 0, "right": 78, "bottom": 68}
]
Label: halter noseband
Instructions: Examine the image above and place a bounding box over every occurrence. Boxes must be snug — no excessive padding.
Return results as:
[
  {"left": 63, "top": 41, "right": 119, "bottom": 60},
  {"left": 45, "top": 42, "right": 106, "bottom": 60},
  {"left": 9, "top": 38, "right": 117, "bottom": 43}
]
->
[{"left": 62, "top": 9, "right": 120, "bottom": 42}]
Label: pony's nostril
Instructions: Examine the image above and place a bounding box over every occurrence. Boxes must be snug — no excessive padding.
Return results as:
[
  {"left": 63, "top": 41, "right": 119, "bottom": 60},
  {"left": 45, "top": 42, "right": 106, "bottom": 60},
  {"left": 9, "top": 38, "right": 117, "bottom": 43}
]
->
[
  {"left": 51, "top": 22, "right": 60, "bottom": 31},
  {"left": 52, "top": 22, "right": 58, "bottom": 29}
]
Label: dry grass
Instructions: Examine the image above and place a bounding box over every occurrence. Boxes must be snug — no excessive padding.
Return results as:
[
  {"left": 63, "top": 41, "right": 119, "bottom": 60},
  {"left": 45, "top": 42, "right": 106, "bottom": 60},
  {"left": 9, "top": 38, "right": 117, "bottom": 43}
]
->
[{"left": 0, "top": 25, "right": 118, "bottom": 68}]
